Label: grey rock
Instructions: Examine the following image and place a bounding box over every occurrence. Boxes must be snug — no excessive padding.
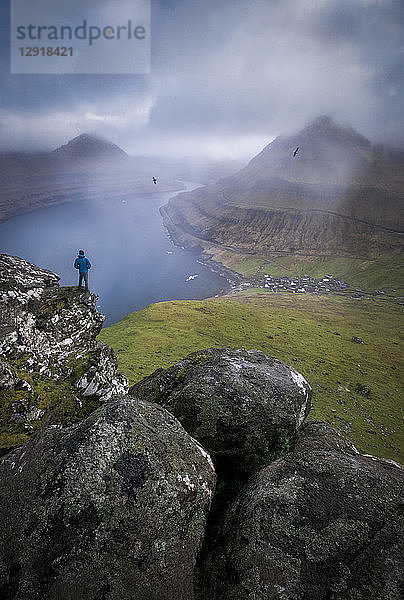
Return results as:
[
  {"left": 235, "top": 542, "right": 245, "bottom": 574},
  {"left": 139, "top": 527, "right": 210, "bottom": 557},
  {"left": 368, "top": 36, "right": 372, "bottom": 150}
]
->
[
  {"left": 0, "top": 255, "right": 101, "bottom": 375},
  {"left": 0, "top": 359, "right": 19, "bottom": 389},
  {"left": 352, "top": 336, "right": 363, "bottom": 344},
  {"left": 203, "top": 421, "right": 404, "bottom": 600},
  {"left": 0, "top": 255, "right": 124, "bottom": 385},
  {"left": 0, "top": 254, "right": 59, "bottom": 296},
  {"left": 0, "top": 254, "right": 128, "bottom": 448},
  {"left": 0, "top": 395, "right": 216, "bottom": 600},
  {"left": 355, "top": 382, "right": 371, "bottom": 397},
  {"left": 130, "top": 348, "right": 312, "bottom": 476},
  {"left": 8, "top": 398, "right": 44, "bottom": 424},
  {"left": 75, "top": 342, "right": 128, "bottom": 402}
]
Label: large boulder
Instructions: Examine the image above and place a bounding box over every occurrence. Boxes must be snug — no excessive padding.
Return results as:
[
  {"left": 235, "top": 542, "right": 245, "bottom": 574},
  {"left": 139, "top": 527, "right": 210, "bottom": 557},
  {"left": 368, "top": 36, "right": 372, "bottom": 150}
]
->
[
  {"left": 0, "top": 395, "right": 216, "bottom": 600},
  {"left": 131, "top": 348, "right": 311, "bottom": 476},
  {"left": 202, "top": 421, "right": 404, "bottom": 600}
]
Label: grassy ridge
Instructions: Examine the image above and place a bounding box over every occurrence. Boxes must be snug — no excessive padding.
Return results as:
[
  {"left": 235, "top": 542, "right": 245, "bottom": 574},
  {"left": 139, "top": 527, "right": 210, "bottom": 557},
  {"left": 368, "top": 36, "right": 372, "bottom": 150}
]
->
[{"left": 99, "top": 291, "right": 403, "bottom": 463}]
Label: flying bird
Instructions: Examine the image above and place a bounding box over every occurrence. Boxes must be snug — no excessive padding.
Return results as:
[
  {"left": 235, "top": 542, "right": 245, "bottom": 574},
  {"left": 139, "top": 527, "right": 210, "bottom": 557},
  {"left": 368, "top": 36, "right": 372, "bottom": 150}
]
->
[
  {"left": 152, "top": 177, "right": 157, "bottom": 184},
  {"left": 293, "top": 147, "right": 299, "bottom": 157}
]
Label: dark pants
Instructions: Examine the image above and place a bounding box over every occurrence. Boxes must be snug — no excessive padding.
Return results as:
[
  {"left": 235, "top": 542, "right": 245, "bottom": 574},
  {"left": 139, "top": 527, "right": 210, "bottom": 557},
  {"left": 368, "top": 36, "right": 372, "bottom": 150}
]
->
[{"left": 78, "top": 272, "right": 88, "bottom": 290}]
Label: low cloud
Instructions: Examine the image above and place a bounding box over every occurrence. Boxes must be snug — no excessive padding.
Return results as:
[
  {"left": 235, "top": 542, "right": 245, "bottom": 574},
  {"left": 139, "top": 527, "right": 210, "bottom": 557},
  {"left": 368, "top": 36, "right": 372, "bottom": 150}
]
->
[{"left": 0, "top": 0, "right": 403, "bottom": 156}]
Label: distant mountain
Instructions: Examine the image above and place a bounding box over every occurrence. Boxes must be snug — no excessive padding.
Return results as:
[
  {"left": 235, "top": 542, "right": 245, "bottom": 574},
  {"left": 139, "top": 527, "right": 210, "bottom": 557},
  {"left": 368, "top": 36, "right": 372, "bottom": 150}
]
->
[
  {"left": 0, "top": 132, "right": 241, "bottom": 224},
  {"left": 0, "top": 134, "right": 183, "bottom": 224},
  {"left": 53, "top": 133, "right": 128, "bottom": 161},
  {"left": 161, "top": 117, "right": 404, "bottom": 259}
]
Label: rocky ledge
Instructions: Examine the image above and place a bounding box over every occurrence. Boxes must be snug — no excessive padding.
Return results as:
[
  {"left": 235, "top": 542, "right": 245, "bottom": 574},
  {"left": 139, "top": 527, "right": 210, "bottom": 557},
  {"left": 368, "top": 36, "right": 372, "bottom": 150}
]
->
[
  {"left": 0, "top": 255, "right": 403, "bottom": 600},
  {"left": 0, "top": 254, "right": 128, "bottom": 450}
]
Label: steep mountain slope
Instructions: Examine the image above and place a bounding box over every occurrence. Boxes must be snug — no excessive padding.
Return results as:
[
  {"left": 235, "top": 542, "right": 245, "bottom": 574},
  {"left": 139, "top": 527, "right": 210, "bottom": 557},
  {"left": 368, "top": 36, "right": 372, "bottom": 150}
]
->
[{"left": 161, "top": 117, "right": 404, "bottom": 259}]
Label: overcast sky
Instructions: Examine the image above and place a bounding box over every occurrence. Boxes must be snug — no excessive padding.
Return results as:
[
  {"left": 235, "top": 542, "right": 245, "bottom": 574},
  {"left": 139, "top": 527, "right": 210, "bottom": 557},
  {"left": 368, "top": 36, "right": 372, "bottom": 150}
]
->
[{"left": 0, "top": 0, "right": 403, "bottom": 158}]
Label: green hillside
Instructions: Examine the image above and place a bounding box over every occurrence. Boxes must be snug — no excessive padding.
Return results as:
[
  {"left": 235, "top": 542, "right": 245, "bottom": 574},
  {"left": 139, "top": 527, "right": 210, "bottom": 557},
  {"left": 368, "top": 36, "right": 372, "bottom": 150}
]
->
[
  {"left": 99, "top": 292, "right": 403, "bottom": 463},
  {"left": 206, "top": 247, "right": 404, "bottom": 293}
]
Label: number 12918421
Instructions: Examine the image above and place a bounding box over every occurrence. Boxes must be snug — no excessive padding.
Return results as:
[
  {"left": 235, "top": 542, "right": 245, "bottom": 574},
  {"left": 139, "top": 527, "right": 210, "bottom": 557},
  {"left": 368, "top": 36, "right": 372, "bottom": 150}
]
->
[{"left": 19, "top": 47, "right": 73, "bottom": 56}]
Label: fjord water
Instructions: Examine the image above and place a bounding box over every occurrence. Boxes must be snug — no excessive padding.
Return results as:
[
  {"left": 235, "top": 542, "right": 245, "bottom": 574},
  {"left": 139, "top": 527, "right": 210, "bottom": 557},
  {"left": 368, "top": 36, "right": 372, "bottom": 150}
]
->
[{"left": 0, "top": 182, "right": 229, "bottom": 325}]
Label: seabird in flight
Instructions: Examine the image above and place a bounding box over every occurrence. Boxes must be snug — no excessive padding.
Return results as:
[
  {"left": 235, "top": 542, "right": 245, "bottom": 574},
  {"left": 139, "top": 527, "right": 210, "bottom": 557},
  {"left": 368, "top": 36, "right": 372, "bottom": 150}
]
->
[{"left": 293, "top": 147, "right": 299, "bottom": 157}]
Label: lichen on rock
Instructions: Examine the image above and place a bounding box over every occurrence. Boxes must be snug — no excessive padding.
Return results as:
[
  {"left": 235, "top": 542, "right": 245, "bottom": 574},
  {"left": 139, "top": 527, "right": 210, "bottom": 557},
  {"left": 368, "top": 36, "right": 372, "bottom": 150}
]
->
[
  {"left": 0, "top": 254, "right": 128, "bottom": 449},
  {"left": 0, "top": 395, "right": 216, "bottom": 600},
  {"left": 200, "top": 421, "right": 404, "bottom": 600},
  {"left": 130, "top": 347, "right": 312, "bottom": 477}
]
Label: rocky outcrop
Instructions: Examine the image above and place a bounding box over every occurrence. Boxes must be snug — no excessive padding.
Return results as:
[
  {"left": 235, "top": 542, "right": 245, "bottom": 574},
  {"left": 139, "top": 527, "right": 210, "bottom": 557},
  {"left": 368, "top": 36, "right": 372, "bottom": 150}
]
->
[
  {"left": 200, "top": 421, "right": 404, "bottom": 600},
  {"left": 0, "top": 395, "right": 216, "bottom": 600},
  {"left": 0, "top": 254, "right": 127, "bottom": 449},
  {"left": 0, "top": 359, "right": 19, "bottom": 389},
  {"left": 130, "top": 348, "right": 311, "bottom": 477}
]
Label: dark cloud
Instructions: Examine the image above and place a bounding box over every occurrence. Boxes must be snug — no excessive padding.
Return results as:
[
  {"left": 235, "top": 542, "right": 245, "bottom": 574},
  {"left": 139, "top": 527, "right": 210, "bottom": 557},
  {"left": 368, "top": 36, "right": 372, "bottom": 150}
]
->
[{"left": 0, "top": 0, "right": 403, "bottom": 157}]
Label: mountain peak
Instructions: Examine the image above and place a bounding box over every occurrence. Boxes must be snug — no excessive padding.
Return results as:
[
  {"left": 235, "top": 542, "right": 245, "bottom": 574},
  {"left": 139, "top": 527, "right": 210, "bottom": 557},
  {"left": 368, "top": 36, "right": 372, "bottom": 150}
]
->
[
  {"left": 54, "top": 134, "right": 127, "bottom": 159},
  {"left": 299, "top": 115, "right": 371, "bottom": 148},
  {"left": 306, "top": 115, "right": 337, "bottom": 130},
  {"left": 242, "top": 116, "right": 374, "bottom": 182}
]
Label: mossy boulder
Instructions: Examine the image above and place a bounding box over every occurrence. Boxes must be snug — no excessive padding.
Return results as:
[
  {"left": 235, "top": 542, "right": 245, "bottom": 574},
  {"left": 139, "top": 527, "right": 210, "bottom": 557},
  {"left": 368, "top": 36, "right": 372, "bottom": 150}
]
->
[
  {"left": 0, "top": 395, "right": 216, "bottom": 600},
  {"left": 130, "top": 348, "right": 312, "bottom": 476},
  {"left": 201, "top": 421, "right": 404, "bottom": 600}
]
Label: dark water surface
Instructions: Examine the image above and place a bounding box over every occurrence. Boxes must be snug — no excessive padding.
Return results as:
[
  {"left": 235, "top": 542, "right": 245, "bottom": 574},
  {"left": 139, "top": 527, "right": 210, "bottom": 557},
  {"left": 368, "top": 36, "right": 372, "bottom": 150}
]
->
[{"left": 0, "top": 182, "right": 229, "bottom": 325}]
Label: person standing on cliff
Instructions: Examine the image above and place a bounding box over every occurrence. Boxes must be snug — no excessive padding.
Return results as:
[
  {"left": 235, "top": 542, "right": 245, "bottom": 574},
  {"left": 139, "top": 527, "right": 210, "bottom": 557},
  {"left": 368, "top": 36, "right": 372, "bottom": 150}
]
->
[{"left": 74, "top": 250, "right": 91, "bottom": 291}]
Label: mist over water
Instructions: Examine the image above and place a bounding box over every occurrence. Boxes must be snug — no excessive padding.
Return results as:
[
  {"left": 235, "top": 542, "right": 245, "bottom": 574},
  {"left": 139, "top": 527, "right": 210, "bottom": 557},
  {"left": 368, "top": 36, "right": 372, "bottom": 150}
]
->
[{"left": 0, "top": 182, "right": 229, "bottom": 326}]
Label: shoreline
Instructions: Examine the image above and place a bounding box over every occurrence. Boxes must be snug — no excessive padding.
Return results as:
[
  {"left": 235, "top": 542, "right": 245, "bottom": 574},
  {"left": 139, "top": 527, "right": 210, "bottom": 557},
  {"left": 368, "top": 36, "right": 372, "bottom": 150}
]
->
[
  {"left": 160, "top": 181, "right": 247, "bottom": 297},
  {"left": 159, "top": 199, "right": 404, "bottom": 303},
  {"left": 0, "top": 180, "right": 186, "bottom": 225},
  {"left": 160, "top": 202, "right": 247, "bottom": 296}
]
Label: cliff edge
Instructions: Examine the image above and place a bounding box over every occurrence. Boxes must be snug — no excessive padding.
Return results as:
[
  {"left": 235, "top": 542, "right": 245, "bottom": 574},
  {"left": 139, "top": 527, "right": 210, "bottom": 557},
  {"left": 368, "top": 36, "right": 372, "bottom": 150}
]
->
[{"left": 0, "top": 254, "right": 128, "bottom": 451}]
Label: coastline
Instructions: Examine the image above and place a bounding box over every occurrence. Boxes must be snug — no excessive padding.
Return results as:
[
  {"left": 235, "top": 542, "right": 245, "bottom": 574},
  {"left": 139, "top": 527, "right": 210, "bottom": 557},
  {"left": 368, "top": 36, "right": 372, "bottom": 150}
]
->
[
  {"left": 0, "top": 179, "right": 186, "bottom": 225},
  {"left": 159, "top": 199, "right": 247, "bottom": 296}
]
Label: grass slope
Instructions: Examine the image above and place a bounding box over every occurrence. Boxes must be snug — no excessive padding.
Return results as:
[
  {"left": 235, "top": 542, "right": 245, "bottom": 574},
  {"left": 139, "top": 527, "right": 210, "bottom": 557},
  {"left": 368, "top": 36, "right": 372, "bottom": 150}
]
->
[
  {"left": 206, "top": 247, "right": 403, "bottom": 294},
  {"left": 99, "top": 292, "right": 403, "bottom": 464}
]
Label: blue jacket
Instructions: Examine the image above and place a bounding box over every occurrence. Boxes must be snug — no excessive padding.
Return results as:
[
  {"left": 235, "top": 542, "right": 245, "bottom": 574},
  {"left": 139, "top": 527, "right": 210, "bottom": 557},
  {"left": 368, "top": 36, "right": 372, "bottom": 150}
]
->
[{"left": 74, "top": 255, "right": 91, "bottom": 273}]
